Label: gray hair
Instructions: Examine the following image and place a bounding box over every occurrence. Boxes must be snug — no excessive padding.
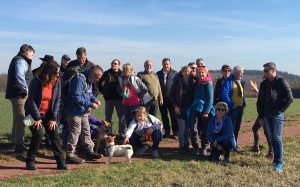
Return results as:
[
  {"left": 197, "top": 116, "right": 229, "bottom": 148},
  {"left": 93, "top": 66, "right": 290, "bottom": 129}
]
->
[
  {"left": 90, "top": 65, "right": 103, "bottom": 75},
  {"left": 215, "top": 102, "right": 229, "bottom": 114},
  {"left": 232, "top": 66, "right": 244, "bottom": 74},
  {"left": 263, "top": 62, "right": 277, "bottom": 71}
]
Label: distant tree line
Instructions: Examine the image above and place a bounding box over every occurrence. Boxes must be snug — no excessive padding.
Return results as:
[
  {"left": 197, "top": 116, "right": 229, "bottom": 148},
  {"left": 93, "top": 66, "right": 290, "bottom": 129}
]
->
[{"left": 1, "top": 70, "right": 300, "bottom": 98}]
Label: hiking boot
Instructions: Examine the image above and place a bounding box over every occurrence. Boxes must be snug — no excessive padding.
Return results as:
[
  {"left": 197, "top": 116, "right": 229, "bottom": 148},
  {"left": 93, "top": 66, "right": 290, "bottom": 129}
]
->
[
  {"left": 250, "top": 146, "right": 260, "bottom": 153},
  {"left": 66, "top": 155, "right": 85, "bottom": 164},
  {"left": 275, "top": 163, "right": 283, "bottom": 173},
  {"left": 152, "top": 150, "right": 160, "bottom": 159},
  {"left": 26, "top": 159, "right": 36, "bottom": 170},
  {"left": 265, "top": 152, "right": 274, "bottom": 160},
  {"left": 135, "top": 145, "right": 148, "bottom": 155},
  {"left": 57, "top": 162, "right": 68, "bottom": 170},
  {"left": 14, "top": 144, "right": 28, "bottom": 154},
  {"left": 86, "top": 152, "right": 103, "bottom": 161}
]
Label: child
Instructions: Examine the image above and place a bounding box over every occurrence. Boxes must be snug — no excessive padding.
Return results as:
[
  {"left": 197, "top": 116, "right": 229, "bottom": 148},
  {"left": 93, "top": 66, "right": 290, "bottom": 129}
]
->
[{"left": 123, "top": 106, "right": 163, "bottom": 158}]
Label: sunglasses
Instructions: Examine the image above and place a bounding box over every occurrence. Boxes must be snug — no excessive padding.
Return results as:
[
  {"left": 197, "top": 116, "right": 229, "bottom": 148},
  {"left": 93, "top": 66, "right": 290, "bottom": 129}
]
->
[
  {"left": 190, "top": 67, "right": 197, "bottom": 70},
  {"left": 216, "top": 108, "right": 226, "bottom": 112},
  {"left": 111, "top": 62, "right": 118, "bottom": 65}
]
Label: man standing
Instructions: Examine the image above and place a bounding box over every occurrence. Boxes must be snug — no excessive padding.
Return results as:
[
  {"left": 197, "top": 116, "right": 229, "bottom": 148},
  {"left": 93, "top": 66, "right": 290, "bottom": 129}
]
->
[
  {"left": 5, "top": 44, "right": 35, "bottom": 154},
  {"left": 156, "top": 58, "right": 178, "bottom": 138},
  {"left": 60, "top": 54, "right": 71, "bottom": 74},
  {"left": 257, "top": 62, "right": 293, "bottom": 172},
  {"left": 214, "top": 65, "right": 231, "bottom": 105},
  {"left": 221, "top": 66, "right": 246, "bottom": 149},
  {"left": 98, "top": 59, "right": 125, "bottom": 135},
  {"left": 138, "top": 60, "right": 163, "bottom": 116},
  {"left": 64, "top": 65, "right": 103, "bottom": 164}
]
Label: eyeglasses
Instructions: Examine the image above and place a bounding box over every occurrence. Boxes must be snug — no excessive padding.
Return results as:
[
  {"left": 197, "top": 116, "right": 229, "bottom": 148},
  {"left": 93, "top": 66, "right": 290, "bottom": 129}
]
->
[
  {"left": 190, "top": 67, "right": 197, "bottom": 70},
  {"left": 216, "top": 108, "right": 226, "bottom": 112},
  {"left": 111, "top": 63, "right": 118, "bottom": 65}
]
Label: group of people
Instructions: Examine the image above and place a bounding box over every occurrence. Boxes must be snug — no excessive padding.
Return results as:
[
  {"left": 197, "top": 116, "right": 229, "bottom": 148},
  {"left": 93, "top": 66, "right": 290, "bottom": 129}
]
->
[{"left": 5, "top": 44, "right": 293, "bottom": 173}]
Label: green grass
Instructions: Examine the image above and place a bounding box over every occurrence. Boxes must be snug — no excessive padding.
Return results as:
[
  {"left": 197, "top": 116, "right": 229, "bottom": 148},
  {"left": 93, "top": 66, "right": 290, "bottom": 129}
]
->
[{"left": 1, "top": 136, "right": 300, "bottom": 186}]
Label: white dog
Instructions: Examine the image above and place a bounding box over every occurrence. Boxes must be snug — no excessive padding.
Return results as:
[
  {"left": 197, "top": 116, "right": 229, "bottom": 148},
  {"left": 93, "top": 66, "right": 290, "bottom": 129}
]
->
[{"left": 105, "top": 135, "right": 134, "bottom": 163}]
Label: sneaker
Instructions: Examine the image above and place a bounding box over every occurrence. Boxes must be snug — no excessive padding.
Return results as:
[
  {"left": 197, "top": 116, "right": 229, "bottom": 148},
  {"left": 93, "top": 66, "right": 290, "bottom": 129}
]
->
[
  {"left": 135, "top": 145, "right": 148, "bottom": 155},
  {"left": 250, "top": 146, "right": 260, "bottom": 153},
  {"left": 14, "top": 144, "right": 28, "bottom": 154},
  {"left": 66, "top": 155, "right": 85, "bottom": 164},
  {"left": 275, "top": 163, "right": 283, "bottom": 173},
  {"left": 57, "top": 162, "right": 68, "bottom": 170},
  {"left": 86, "top": 152, "right": 103, "bottom": 160},
  {"left": 223, "top": 157, "right": 230, "bottom": 165},
  {"left": 152, "top": 150, "right": 160, "bottom": 159},
  {"left": 201, "top": 149, "right": 207, "bottom": 156},
  {"left": 26, "top": 160, "right": 36, "bottom": 170},
  {"left": 265, "top": 152, "right": 274, "bottom": 160}
]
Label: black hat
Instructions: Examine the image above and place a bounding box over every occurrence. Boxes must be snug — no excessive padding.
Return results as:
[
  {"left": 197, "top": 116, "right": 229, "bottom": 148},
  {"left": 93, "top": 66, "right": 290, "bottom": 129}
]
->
[
  {"left": 39, "top": 55, "right": 54, "bottom": 63},
  {"left": 62, "top": 54, "right": 71, "bottom": 60}
]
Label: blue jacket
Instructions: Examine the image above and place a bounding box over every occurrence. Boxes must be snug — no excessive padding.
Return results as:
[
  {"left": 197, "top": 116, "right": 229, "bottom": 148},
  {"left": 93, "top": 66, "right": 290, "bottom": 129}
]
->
[
  {"left": 221, "top": 75, "right": 246, "bottom": 109},
  {"left": 207, "top": 115, "right": 236, "bottom": 148},
  {"left": 64, "top": 71, "right": 97, "bottom": 116},
  {"left": 25, "top": 77, "right": 61, "bottom": 121}
]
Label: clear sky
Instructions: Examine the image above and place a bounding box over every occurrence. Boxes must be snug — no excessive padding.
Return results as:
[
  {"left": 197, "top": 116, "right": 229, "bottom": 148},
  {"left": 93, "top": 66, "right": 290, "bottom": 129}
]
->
[{"left": 1, "top": 0, "right": 300, "bottom": 75}]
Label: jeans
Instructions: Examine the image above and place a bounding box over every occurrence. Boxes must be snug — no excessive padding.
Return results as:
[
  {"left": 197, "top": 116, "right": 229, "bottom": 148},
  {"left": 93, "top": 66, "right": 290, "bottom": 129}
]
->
[
  {"left": 159, "top": 97, "right": 178, "bottom": 135},
  {"left": 229, "top": 106, "right": 244, "bottom": 145},
  {"left": 105, "top": 99, "right": 125, "bottom": 134},
  {"left": 129, "top": 129, "right": 162, "bottom": 151},
  {"left": 27, "top": 113, "right": 64, "bottom": 162},
  {"left": 177, "top": 118, "right": 189, "bottom": 148},
  {"left": 190, "top": 111, "right": 209, "bottom": 154},
  {"left": 210, "top": 141, "right": 232, "bottom": 162},
  {"left": 264, "top": 113, "right": 284, "bottom": 164},
  {"left": 252, "top": 117, "right": 273, "bottom": 153}
]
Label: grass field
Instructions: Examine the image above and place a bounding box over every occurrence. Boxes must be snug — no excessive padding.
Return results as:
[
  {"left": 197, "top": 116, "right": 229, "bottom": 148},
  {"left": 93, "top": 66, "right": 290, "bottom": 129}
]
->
[{"left": 1, "top": 93, "right": 300, "bottom": 186}]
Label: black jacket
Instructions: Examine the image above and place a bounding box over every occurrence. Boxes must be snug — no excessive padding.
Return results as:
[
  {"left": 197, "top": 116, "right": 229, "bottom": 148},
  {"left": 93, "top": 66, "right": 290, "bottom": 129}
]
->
[
  {"left": 213, "top": 77, "right": 226, "bottom": 105},
  {"left": 257, "top": 75, "right": 293, "bottom": 118},
  {"left": 5, "top": 52, "right": 33, "bottom": 99},
  {"left": 25, "top": 77, "right": 61, "bottom": 121},
  {"left": 156, "top": 68, "right": 178, "bottom": 98},
  {"left": 98, "top": 68, "right": 123, "bottom": 100}
]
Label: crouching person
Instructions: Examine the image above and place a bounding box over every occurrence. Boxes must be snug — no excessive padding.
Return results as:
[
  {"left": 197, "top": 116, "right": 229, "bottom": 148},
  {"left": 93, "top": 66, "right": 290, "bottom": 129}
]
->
[
  {"left": 123, "top": 106, "right": 162, "bottom": 159},
  {"left": 207, "top": 102, "right": 236, "bottom": 163},
  {"left": 64, "top": 65, "right": 103, "bottom": 164},
  {"left": 25, "top": 61, "right": 67, "bottom": 170}
]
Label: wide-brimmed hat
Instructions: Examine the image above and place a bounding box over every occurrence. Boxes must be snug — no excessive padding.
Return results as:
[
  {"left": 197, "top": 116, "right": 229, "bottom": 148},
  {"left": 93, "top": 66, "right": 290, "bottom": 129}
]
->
[{"left": 39, "top": 55, "right": 54, "bottom": 63}]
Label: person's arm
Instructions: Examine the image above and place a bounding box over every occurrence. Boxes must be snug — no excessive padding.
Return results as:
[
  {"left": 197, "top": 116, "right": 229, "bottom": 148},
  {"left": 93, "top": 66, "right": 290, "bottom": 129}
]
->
[
  {"left": 27, "top": 79, "right": 41, "bottom": 121},
  {"left": 124, "top": 120, "right": 137, "bottom": 138},
  {"left": 50, "top": 82, "right": 61, "bottom": 121},
  {"left": 221, "top": 78, "right": 234, "bottom": 108},
  {"left": 203, "top": 82, "right": 214, "bottom": 114},
  {"left": 69, "top": 76, "right": 93, "bottom": 108},
  {"left": 279, "top": 78, "right": 293, "bottom": 112},
  {"left": 206, "top": 118, "right": 215, "bottom": 143},
  {"left": 15, "top": 59, "right": 28, "bottom": 95}
]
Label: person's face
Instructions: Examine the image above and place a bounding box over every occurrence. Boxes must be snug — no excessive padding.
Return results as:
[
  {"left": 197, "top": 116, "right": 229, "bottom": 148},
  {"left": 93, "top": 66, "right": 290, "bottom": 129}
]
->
[
  {"left": 90, "top": 70, "right": 103, "bottom": 83},
  {"left": 216, "top": 107, "right": 226, "bottom": 118},
  {"left": 198, "top": 69, "right": 207, "bottom": 80},
  {"left": 190, "top": 65, "right": 197, "bottom": 77},
  {"left": 111, "top": 60, "right": 120, "bottom": 71},
  {"left": 144, "top": 61, "right": 153, "bottom": 73},
  {"left": 234, "top": 70, "right": 244, "bottom": 80},
  {"left": 182, "top": 69, "right": 190, "bottom": 78},
  {"left": 136, "top": 112, "right": 146, "bottom": 122},
  {"left": 196, "top": 60, "right": 205, "bottom": 67},
  {"left": 61, "top": 59, "right": 70, "bottom": 68},
  {"left": 24, "top": 50, "right": 34, "bottom": 60},
  {"left": 264, "top": 68, "right": 276, "bottom": 80},
  {"left": 77, "top": 53, "right": 87, "bottom": 65},
  {"left": 222, "top": 69, "right": 231, "bottom": 78},
  {"left": 162, "top": 60, "right": 171, "bottom": 71}
]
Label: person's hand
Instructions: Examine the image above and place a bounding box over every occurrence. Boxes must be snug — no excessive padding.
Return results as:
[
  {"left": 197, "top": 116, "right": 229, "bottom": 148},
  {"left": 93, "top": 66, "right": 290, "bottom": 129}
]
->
[
  {"left": 160, "top": 100, "right": 163, "bottom": 106},
  {"left": 213, "top": 140, "right": 218, "bottom": 147},
  {"left": 202, "top": 112, "right": 209, "bottom": 118},
  {"left": 48, "top": 120, "right": 56, "bottom": 131},
  {"left": 123, "top": 137, "right": 129, "bottom": 144},
  {"left": 88, "top": 107, "right": 93, "bottom": 113},
  {"left": 20, "top": 91, "right": 28, "bottom": 99},
  {"left": 34, "top": 120, "right": 43, "bottom": 129},
  {"left": 91, "top": 102, "right": 99, "bottom": 109},
  {"left": 174, "top": 106, "right": 181, "bottom": 115},
  {"left": 250, "top": 80, "right": 259, "bottom": 93},
  {"left": 95, "top": 100, "right": 101, "bottom": 106}
]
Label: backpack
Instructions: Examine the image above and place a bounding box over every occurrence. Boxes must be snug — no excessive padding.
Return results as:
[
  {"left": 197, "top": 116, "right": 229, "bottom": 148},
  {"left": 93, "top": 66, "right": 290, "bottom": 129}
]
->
[{"left": 61, "top": 66, "right": 87, "bottom": 98}]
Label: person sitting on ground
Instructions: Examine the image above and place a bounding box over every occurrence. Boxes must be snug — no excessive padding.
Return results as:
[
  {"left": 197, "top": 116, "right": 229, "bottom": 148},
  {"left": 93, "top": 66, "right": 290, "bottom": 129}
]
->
[
  {"left": 123, "top": 106, "right": 163, "bottom": 159},
  {"left": 25, "top": 61, "right": 67, "bottom": 170},
  {"left": 207, "top": 102, "right": 236, "bottom": 163}
]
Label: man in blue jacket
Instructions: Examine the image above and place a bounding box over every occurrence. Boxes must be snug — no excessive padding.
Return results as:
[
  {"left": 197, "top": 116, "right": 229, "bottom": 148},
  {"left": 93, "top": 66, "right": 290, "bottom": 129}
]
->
[
  {"left": 5, "top": 44, "right": 35, "bottom": 154},
  {"left": 64, "top": 65, "right": 103, "bottom": 164},
  {"left": 221, "top": 66, "right": 246, "bottom": 150}
]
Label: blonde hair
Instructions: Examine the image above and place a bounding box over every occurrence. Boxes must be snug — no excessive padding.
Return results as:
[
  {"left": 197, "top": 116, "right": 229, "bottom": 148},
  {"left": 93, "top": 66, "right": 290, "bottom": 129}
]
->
[
  {"left": 122, "top": 63, "right": 133, "bottom": 75},
  {"left": 215, "top": 102, "right": 229, "bottom": 114},
  {"left": 135, "top": 106, "right": 148, "bottom": 116}
]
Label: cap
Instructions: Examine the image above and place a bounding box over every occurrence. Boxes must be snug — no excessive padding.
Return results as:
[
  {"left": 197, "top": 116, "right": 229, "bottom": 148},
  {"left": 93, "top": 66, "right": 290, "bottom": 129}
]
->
[{"left": 62, "top": 54, "right": 71, "bottom": 60}]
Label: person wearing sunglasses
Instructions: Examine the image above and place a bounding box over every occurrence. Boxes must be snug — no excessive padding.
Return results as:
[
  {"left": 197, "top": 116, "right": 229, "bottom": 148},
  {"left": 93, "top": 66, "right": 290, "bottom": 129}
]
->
[
  {"left": 188, "top": 62, "right": 197, "bottom": 78},
  {"left": 213, "top": 65, "right": 231, "bottom": 105},
  {"left": 257, "top": 62, "right": 293, "bottom": 173},
  {"left": 207, "top": 102, "right": 236, "bottom": 163}
]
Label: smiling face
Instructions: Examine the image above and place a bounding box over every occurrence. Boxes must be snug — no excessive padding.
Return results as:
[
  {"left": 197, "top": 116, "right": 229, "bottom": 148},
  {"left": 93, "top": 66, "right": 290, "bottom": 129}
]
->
[
  {"left": 198, "top": 69, "right": 207, "bottom": 80},
  {"left": 136, "top": 111, "right": 146, "bottom": 122}
]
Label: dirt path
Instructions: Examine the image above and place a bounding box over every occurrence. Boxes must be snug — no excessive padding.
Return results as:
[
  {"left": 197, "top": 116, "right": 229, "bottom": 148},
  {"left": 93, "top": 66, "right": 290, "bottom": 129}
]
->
[{"left": 1, "top": 115, "right": 300, "bottom": 180}]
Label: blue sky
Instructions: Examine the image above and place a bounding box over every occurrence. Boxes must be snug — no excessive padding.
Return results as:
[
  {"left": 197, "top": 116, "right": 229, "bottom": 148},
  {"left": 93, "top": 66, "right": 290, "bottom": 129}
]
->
[{"left": 1, "top": 0, "right": 300, "bottom": 75}]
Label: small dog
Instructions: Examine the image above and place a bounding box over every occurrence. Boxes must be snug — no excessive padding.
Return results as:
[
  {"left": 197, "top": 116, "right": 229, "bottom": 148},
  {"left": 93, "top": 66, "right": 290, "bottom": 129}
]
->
[
  {"left": 94, "top": 120, "right": 111, "bottom": 154},
  {"left": 105, "top": 135, "right": 134, "bottom": 163}
]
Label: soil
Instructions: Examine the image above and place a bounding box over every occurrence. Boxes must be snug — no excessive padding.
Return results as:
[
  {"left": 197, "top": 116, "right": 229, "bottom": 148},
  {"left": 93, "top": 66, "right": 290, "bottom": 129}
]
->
[{"left": 1, "top": 115, "right": 300, "bottom": 180}]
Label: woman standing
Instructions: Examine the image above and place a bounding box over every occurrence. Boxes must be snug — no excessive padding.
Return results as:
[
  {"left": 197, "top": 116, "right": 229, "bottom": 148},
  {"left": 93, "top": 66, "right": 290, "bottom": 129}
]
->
[{"left": 25, "top": 60, "right": 67, "bottom": 170}]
